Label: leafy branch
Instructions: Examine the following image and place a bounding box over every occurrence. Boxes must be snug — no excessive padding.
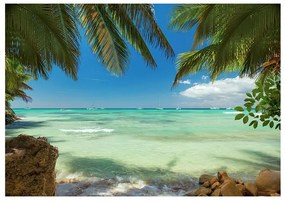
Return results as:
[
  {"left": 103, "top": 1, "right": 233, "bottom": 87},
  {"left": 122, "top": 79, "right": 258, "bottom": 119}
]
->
[{"left": 234, "top": 74, "right": 280, "bottom": 130}]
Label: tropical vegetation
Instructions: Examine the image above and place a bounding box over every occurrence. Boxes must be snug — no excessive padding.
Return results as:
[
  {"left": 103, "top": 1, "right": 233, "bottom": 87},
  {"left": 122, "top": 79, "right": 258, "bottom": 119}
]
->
[
  {"left": 170, "top": 4, "right": 280, "bottom": 84},
  {"left": 170, "top": 4, "right": 280, "bottom": 129},
  {"left": 6, "top": 4, "right": 174, "bottom": 80},
  {"left": 5, "top": 4, "right": 174, "bottom": 123},
  {"left": 5, "top": 57, "right": 33, "bottom": 124},
  {"left": 234, "top": 75, "right": 280, "bottom": 130}
]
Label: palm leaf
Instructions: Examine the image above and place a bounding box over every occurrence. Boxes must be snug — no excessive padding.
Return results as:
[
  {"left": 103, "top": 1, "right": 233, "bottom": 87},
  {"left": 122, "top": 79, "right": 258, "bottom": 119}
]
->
[
  {"left": 78, "top": 4, "right": 128, "bottom": 75},
  {"left": 107, "top": 4, "right": 157, "bottom": 67}
]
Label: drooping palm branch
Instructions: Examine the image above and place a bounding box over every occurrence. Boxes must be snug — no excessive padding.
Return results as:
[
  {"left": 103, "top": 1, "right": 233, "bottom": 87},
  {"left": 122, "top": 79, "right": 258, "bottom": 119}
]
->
[
  {"left": 6, "top": 4, "right": 174, "bottom": 79},
  {"left": 170, "top": 4, "right": 280, "bottom": 86},
  {"left": 78, "top": 4, "right": 174, "bottom": 75},
  {"left": 6, "top": 4, "right": 80, "bottom": 79}
]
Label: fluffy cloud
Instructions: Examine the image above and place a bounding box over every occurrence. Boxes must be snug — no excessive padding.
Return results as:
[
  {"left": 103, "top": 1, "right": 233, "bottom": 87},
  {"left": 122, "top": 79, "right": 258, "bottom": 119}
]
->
[
  {"left": 201, "top": 75, "right": 209, "bottom": 80},
  {"left": 178, "top": 79, "right": 191, "bottom": 85},
  {"left": 179, "top": 76, "right": 256, "bottom": 107}
]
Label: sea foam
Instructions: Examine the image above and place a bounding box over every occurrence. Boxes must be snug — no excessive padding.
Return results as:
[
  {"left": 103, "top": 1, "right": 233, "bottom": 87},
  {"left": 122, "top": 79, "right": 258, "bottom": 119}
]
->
[
  {"left": 223, "top": 111, "right": 240, "bottom": 114},
  {"left": 59, "top": 128, "right": 114, "bottom": 133}
]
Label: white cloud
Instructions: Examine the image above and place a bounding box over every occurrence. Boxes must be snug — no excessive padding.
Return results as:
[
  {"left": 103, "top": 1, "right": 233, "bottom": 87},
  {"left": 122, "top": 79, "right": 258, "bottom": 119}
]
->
[
  {"left": 201, "top": 75, "right": 209, "bottom": 80},
  {"left": 178, "top": 79, "right": 191, "bottom": 85},
  {"left": 179, "top": 76, "right": 256, "bottom": 107}
]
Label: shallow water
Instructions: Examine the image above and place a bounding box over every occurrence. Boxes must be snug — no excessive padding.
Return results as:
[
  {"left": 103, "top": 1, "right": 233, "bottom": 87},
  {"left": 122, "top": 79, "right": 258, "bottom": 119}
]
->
[{"left": 6, "top": 108, "right": 280, "bottom": 195}]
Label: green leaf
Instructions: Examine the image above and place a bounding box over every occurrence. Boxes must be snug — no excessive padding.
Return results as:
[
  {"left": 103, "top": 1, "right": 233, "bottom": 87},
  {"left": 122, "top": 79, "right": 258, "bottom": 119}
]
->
[
  {"left": 255, "top": 105, "right": 261, "bottom": 112},
  {"left": 246, "top": 93, "right": 252, "bottom": 98},
  {"left": 249, "top": 120, "right": 255, "bottom": 126},
  {"left": 244, "top": 102, "right": 253, "bottom": 108},
  {"left": 262, "top": 120, "right": 270, "bottom": 126},
  {"left": 252, "top": 89, "right": 259, "bottom": 97},
  {"left": 234, "top": 106, "right": 244, "bottom": 111},
  {"left": 235, "top": 114, "right": 245, "bottom": 120},
  {"left": 275, "top": 123, "right": 280, "bottom": 130},
  {"left": 269, "top": 121, "right": 274, "bottom": 128},
  {"left": 244, "top": 98, "right": 255, "bottom": 104},
  {"left": 249, "top": 113, "right": 255, "bottom": 117},
  {"left": 253, "top": 121, "right": 258, "bottom": 129},
  {"left": 243, "top": 116, "right": 249, "bottom": 124},
  {"left": 246, "top": 106, "right": 251, "bottom": 112}
]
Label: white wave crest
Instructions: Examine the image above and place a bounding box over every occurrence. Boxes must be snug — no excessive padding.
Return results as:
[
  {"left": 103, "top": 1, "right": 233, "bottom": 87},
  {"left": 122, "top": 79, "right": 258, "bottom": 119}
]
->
[
  {"left": 59, "top": 128, "right": 114, "bottom": 133},
  {"left": 223, "top": 111, "right": 240, "bottom": 114}
]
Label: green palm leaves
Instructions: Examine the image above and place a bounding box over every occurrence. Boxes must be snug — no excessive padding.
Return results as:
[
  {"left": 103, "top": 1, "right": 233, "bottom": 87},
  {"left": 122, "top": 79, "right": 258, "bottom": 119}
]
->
[
  {"left": 6, "top": 4, "right": 80, "bottom": 79},
  {"left": 78, "top": 4, "right": 174, "bottom": 75},
  {"left": 6, "top": 4, "right": 174, "bottom": 79},
  {"left": 170, "top": 4, "right": 280, "bottom": 86},
  {"left": 5, "top": 58, "right": 33, "bottom": 110}
]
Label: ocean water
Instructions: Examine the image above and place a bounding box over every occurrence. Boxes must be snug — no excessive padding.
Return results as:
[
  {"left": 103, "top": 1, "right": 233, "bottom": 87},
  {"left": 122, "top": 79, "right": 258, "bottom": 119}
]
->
[{"left": 6, "top": 108, "right": 280, "bottom": 195}]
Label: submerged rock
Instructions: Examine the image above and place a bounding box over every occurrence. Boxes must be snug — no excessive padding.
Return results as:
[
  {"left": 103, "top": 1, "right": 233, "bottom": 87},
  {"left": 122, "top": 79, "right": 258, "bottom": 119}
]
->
[{"left": 6, "top": 135, "right": 58, "bottom": 196}]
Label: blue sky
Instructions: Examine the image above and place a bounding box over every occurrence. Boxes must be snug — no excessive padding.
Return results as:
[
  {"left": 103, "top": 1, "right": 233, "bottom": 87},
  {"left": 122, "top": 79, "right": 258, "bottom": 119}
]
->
[{"left": 11, "top": 4, "right": 255, "bottom": 108}]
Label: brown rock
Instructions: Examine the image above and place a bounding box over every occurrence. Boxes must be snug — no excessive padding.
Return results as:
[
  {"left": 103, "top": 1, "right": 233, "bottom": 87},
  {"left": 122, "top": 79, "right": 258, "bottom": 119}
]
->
[
  {"left": 217, "top": 171, "right": 230, "bottom": 183},
  {"left": 210, "top": 177, "right": 218, "bottom": 185},
  {"left": 235, "top": 179, "right": 244, "bottom": 185},
  {"left": 220, "top": 180, "right": 243, "bottom": 196},
  {"left": 194, "top": 187, "right": 212, "bottom": 196},
  {"left": 270, "top": 193, "right": 280, "bottom": 196},
  {"left": 244, "top": 182, "right": 257, "bottom": 196},
  {"left": 236, "top": 183, "right": 246, "bottom": 195},
  {"left": 6, "top": 135, "right": 58, "bottom": 196},
  {"left": 257, "top": 191, "right": 272, "bottom": 196},
  {"left": 211, "top": 182, "right": 220, "bottom": 190},
  {"left": 202, "top": 181, "right": 210, "bottom": 188},
  {"left": 199, "top": 174, "right": 215, "bottom": 185},
  {"left": 255, "top": 169, "right": 280, "bottom": 194},
  {"left": 211, "top": 188, "right": 221, "bottom": 196},
  {"left": 184, "top": 190, "right": 195, "bottom": 196}
]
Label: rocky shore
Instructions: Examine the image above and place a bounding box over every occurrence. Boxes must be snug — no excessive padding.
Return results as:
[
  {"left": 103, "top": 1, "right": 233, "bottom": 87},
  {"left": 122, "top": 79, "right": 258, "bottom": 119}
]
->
[
  {"left": 5, "top": 135, "right": 280, "bottom": 196},
  {"left": 5, "top": 135, "right": 58, "bottom": 196},
  {"left": 5, "top": 110, "right": 19, "bottom": 125},
  {"left": 186, "top": 170, "right": 280, "bottom": 196}
]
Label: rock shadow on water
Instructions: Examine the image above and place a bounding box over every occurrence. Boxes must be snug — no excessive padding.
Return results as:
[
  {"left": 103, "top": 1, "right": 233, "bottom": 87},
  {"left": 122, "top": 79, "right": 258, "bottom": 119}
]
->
[
  {"left": 6, "top": 120, "right": 47, "bottom": 130},
  {"left": 58, "top": 156, "right": 198, "bottom": 196}
]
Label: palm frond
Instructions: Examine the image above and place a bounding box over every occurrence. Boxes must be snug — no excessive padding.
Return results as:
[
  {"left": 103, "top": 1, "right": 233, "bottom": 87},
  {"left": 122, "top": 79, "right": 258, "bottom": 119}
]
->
[
  {"left": 78, "top": 4, "right": 129, "bottom": 75},
  {"left": 125, "top": 4, "right": 175, "bottom": 58},
  {"left": 6, "top": 4, "right": 80, "bottom": 79},
  {"left": 107, "top": 4, "right": 157, "bottom": 67}
]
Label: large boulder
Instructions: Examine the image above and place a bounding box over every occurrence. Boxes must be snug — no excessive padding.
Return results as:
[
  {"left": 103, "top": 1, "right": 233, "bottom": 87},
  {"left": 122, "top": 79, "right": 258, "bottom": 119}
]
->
[
  {"left": 6, "top": 135, "right": 59, "bottom": 196},
  {"left": 255, "top": 169, "right": 280, "bottom": 195}
]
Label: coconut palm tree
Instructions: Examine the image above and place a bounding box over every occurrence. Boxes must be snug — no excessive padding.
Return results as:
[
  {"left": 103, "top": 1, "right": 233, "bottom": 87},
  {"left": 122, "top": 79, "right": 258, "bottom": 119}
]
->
[
  {"left": 170, "top": 4, "right": 280, "bottom": 86},
  {"left": 6, "top": 4, "right": 174, "bottom": 80},
  {"left": 5, "top": 57, "right": 33, "bottom": 122}
]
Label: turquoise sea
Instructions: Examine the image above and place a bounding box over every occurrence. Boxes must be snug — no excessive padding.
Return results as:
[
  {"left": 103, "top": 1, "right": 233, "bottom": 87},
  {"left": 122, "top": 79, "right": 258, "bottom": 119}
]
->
[{"left": 6, "top": 108, "right": 280, "bottom": 195}]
